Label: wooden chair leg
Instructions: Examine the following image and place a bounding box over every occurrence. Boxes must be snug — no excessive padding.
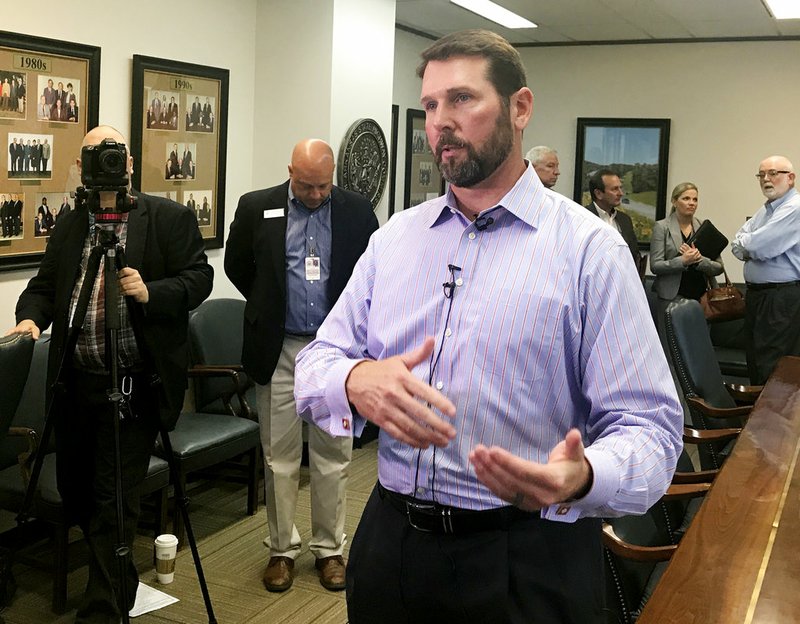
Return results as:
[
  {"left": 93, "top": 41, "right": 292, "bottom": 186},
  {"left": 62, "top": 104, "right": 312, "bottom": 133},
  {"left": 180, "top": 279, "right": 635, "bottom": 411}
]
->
[
  {"left": 173, "top": 469, "right": 187, "bottom": 549},
  {"left": 52, "top": 522, "right": 69, "bottom": 614}
]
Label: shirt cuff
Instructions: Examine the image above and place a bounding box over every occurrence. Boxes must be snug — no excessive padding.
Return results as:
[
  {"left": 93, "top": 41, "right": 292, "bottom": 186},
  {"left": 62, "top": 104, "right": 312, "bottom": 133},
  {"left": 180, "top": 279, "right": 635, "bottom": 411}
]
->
[
  {"left": 540, "top": 447, "right": 618, "bottom": 523},
  {"left": 323, "top": 357, "right": 368, "bottom": 437}
]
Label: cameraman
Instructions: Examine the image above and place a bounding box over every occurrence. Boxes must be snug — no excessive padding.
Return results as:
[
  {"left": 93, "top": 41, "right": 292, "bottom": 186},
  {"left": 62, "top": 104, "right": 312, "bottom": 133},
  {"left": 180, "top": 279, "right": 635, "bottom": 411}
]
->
[{"left": 5, "top": 125, "right": 213, "bottom": 623}]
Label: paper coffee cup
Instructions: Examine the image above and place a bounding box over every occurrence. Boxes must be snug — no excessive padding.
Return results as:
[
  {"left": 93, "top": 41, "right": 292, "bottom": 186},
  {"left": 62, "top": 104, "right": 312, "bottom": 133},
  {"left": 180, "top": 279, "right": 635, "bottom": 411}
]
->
[{"left": 154, "top": 533, "right": 179, "bottom": 584}]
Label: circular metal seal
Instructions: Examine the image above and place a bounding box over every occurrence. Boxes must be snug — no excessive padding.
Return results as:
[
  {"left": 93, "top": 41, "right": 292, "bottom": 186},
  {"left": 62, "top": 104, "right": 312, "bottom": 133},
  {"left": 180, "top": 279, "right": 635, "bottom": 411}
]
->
[{"left": 337, "top": 118, "right": 388, "bottom": 210}]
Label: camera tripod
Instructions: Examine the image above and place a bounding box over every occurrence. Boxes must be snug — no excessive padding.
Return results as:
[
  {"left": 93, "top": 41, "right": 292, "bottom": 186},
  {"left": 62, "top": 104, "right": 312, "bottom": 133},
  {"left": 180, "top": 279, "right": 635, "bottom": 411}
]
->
[{"left": 18, "top": 190, "right": 217, "bottom": 623}]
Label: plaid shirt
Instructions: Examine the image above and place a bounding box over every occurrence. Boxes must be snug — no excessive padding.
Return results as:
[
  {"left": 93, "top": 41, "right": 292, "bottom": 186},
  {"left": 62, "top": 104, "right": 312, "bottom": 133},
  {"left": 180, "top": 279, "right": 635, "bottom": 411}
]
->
[{"left": 69, "top": 217, "right": 142, "bottom": 372}]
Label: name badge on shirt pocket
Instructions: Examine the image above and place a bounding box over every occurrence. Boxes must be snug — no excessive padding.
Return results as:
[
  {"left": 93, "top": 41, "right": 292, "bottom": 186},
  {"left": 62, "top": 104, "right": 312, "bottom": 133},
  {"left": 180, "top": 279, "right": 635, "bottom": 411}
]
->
[{"left": 263, "top": 208, "right": 283, "bottom": 219}]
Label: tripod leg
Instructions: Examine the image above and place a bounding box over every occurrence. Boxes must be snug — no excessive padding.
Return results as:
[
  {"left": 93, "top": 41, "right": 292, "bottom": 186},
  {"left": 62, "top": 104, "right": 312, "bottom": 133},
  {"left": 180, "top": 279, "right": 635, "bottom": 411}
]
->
[{"left": 159, "top": 427, "right": 217, "bottom": 624}]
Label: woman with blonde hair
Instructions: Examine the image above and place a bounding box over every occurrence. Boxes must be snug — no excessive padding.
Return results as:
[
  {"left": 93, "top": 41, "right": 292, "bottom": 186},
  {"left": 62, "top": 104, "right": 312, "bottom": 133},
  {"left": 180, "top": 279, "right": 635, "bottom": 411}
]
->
[{"left": 650, "top": 182, "right": 724, "bottom": 331}]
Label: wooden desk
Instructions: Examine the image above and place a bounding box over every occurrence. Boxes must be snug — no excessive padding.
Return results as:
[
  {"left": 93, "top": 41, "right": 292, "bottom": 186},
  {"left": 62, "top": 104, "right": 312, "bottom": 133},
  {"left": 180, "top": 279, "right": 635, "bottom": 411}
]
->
[{"left": 639, "top": 356, "right": 800, "bottom": 623}]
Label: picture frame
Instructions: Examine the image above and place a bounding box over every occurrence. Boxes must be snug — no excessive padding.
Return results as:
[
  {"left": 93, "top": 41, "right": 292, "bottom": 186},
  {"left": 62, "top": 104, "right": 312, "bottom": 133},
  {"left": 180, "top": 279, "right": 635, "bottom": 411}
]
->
[
  {"left": 573, "top": 117, "right": 670, "bottom": 247},
  {"left": 0, "top": 30, "right": 100, "bottom": 270},
  {"left": 404, "top": 108, "right": 444, "bottom": 211},
  {"left": 388, "top": 104, "right": 398, "bottom": 217},
  {"left": 130, "top": 55, "right": 229, "bottom": 249}
]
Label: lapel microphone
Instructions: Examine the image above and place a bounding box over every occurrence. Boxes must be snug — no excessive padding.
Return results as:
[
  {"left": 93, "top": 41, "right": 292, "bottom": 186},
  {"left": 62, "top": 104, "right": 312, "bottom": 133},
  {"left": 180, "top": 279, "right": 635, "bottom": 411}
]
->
[
  {"left": 475, "top": 215, "right": 494, "bottom": 231},
  {"left": 442, "top": 263, "right": 462, "bottom": 299}
]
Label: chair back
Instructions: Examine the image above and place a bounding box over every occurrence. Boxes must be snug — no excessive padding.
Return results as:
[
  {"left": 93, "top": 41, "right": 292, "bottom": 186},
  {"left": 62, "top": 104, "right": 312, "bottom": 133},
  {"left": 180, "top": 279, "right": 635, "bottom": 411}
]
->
[
  {"left": 603, "top": 510, "right": 670, "bottom": 624},
  {"left": 188, "top": 298, "right": 250, "bottom": 413},
  {"left": 665, "top": 299, "right": 737, "bottom": 410},
  {"left": 665, "top": 299, "right": 740, "bottom": 469},
  {"left": 0, "top": 335, "right": 51, "bottom": 468},
  {"left": 0, "top": 333, "right": 35, "bottom": 449}
]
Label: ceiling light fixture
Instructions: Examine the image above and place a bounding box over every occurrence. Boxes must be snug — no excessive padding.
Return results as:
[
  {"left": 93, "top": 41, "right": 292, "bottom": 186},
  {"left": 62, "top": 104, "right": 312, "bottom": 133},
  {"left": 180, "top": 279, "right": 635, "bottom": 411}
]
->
[
  {"left": 762, "top": 0, "right": 800, "bottom": 19},
  {"left": 450, "top": 0, "right": 537, "bottom": 29}
]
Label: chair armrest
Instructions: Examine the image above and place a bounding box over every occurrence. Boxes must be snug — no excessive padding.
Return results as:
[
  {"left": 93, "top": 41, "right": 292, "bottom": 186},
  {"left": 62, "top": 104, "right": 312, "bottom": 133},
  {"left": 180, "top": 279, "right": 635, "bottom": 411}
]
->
[
  {"left": 686, "top": 396, "right": 751, "bottom": 420},
  {"left": 6, "top": 425, "right": 40, "bottom": 485},
  {"left": 683, "top": 426, "right": 742, "bottom": 444},
  {"left": 602, "top": 523, "right": 676, "bottom": 562},
  {"left": 664, "top": 483, "right": 711, "bottom": 500},
  {"left": 188, "top": 365, "right": 256, "bottom": 420},
  {"left": 725, "top": 383, "right": 763, "bottom": 404},
  {"left": 672, "top": 468, "right": 718, "bottom": 484}
]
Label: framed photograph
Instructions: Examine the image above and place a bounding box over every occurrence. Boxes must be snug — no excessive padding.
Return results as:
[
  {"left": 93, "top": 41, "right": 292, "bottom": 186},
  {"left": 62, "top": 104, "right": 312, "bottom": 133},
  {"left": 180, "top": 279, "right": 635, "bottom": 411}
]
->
[
  {"left": 573, "top": 118, "right": 670, "bottom": 247},
  {"left": 388, "top": 104, "right": 398, "bottom": 217},
  {"left": 404, "top": 109, "right": 444, "bottom": 210},
  {"left": 0, "top": 30, "right": 99, "bottom": 270},
  {"left": 131, "top": 55, "right": 229, "bottom": 249}
]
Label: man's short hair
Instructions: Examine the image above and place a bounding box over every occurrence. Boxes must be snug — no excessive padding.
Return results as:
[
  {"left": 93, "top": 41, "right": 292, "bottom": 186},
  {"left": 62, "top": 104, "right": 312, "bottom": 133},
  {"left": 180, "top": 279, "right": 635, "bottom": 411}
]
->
[
  {"left": 527, "top": 145, "right": 557, "bottom": 165},
  {"left": 588, "top": 168, "right": 618, "bottom": 199},
  {"left": 416, "top": 29, "right": 527, "bottom": 100}
]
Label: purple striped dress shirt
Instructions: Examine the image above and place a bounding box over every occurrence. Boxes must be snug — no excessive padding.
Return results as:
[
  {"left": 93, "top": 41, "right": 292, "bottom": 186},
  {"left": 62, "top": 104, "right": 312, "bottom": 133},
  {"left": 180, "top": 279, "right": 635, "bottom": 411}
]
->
[{"left": 295, "top": 165, "right": 683, "bottom": 522}]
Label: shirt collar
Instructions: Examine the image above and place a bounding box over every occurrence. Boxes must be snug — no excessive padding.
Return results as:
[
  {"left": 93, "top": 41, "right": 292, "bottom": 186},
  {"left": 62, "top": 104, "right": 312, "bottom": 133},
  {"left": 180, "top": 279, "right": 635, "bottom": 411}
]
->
[
  {"left": 593, "top": 201, "right": 615, "bottom": 218},
  {"left": 767, "top": 187, "right": 798, "bottom": 212},
  {"left": 422, "top": 163, "right": 546, "bottom": 230}
]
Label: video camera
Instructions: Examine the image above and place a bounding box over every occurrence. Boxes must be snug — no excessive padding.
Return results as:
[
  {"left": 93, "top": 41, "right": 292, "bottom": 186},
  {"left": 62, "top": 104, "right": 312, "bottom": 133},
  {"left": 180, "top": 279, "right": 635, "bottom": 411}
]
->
[{"left": 76, "top": 138, "right": 137, "bottom": 222}]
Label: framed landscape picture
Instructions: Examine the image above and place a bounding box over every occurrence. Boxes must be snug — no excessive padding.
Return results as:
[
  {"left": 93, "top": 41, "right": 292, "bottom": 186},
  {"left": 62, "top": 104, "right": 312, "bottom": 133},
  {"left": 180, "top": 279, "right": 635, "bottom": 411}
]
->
[
  {"left": 0, "top": 30, "right": 99, "bottom": 270},
  {"left": 131, "top": 55, "right": 229, "bottom": 249},
  {"left": 573, "top": 117, "right": 670, "bottom": 247}
]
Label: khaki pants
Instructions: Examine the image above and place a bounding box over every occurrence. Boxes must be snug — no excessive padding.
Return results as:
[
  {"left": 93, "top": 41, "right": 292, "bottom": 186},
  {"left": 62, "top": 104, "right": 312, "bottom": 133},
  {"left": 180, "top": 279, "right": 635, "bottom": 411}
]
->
[{"left": 256, "top": 334, "right": 351, "bottom": 559}]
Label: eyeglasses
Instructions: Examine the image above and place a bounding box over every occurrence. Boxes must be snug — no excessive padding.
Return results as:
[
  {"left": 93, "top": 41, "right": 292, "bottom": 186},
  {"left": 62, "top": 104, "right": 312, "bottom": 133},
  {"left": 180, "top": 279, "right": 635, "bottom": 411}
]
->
[{"left": 755, "top": 170, "right": 791, "bottom": 180}]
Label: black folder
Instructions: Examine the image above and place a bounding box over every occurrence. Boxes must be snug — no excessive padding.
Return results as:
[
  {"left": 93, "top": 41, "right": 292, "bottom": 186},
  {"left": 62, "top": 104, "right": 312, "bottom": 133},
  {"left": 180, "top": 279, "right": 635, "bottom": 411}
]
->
[{"left": 687, "top": 220, "right": 728, "bottom": 259}]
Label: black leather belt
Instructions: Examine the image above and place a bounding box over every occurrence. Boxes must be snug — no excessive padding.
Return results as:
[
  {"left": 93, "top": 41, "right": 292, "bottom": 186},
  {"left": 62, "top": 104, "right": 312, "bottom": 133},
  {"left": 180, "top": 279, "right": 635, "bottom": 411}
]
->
[
  {"left": 377, "top": 482, "right": 538, "bottom": 535},
  {"left": 747, "top": 280, "right": 800, "bottom": 291}
]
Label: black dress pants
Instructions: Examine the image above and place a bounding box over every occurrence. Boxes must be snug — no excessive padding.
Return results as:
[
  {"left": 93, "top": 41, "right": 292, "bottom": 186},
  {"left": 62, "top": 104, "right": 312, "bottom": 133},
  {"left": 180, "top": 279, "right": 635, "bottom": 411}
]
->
[
  {"left": 347, "top": 483, "right": 604, "bottom": 624},
  {"left": 55, "top": 369, "right": 160, "bottom": 624},
  {"left": 745, "top": 284, "right": 800, "bottom": 384}
]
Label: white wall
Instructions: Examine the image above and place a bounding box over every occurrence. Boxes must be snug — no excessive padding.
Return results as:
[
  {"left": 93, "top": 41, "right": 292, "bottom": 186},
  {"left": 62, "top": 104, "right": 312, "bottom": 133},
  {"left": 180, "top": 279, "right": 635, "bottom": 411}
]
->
[
  {"left": 392, "top": 31, "right": 800, "bottom": 282},
  {"left": 0, "top": 0, "right": 257, "bottom": 327}
]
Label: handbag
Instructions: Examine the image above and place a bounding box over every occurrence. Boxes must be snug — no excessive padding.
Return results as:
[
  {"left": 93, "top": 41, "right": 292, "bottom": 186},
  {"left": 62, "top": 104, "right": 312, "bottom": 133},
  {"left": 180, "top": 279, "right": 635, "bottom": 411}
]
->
[{"left": 699, "top": 268, "right": 745, "bottom": 323}]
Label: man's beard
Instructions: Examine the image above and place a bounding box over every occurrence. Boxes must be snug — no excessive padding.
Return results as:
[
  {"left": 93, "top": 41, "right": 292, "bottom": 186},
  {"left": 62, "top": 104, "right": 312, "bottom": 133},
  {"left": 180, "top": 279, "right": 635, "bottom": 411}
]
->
[{"left": 434, "top": 111, "right": 514, "bottom": 188}]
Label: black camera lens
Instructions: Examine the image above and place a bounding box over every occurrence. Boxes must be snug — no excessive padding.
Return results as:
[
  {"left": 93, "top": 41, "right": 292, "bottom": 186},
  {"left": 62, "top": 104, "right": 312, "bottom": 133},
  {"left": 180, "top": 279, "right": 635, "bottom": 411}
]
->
[{"left": 99, "top": 149, "right": 125, "bottom": 174}]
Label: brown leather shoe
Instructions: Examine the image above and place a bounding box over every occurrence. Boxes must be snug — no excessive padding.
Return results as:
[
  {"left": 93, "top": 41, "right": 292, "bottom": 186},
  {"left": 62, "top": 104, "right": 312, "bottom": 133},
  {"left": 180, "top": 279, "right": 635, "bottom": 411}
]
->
[
  {"left": 315, "top": 555, "right": 346, "bottom": 591},
  {"left": 262, "top": 556, "right": 294, "bottom": 592}
]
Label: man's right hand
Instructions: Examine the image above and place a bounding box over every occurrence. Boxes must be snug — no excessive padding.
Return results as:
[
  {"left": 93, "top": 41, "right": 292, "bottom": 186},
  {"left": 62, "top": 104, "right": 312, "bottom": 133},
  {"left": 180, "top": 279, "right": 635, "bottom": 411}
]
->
[
  {"left": 4, "top": 319, "right": 41, "bottom": 340},
  {"left": 345, "top": 337, "right": 456, "bottom": 449}
]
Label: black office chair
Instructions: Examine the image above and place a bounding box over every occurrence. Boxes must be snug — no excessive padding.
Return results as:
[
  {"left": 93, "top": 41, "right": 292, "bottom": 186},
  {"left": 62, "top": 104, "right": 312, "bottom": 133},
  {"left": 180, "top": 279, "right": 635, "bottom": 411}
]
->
[
  {"left": 188, "top": 298, "right": 255, "bottom": 419},
  {"left": 156, "top": 299, "right": 262, "bottom": 546},
  {"left": 0, "top": 335, "right": 170, "bottom": 614},
  {"left": 0, "top": 333, "right": 34, "bottom": 440},
  {"left": 602, "top": 454, "right": 710, "bottom": 624},
  {"left": 664, "top": 299, "right": 761, "bottom": 470}
]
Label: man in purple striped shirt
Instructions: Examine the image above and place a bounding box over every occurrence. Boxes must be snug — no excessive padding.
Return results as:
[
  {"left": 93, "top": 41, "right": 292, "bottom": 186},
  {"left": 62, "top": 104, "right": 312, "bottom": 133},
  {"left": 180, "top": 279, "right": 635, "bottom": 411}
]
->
[{"left": 295, "top": 29, "right": 682, "bottom": 624}]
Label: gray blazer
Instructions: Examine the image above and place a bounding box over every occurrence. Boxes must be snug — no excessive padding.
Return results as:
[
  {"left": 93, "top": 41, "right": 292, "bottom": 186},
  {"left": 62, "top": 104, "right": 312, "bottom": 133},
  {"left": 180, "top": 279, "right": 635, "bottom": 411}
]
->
[{"left": 650, "top": 211, "right": 724, "bottom": 301}]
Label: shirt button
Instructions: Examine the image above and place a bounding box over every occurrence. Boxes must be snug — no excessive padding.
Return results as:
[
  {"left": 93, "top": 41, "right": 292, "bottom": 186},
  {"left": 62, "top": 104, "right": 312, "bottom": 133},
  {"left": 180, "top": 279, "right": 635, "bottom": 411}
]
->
[
  {"left": 445, "top": 328, "right": 452, "bottom": 337},
  {"left": 310, "top": 302, "right": 314, "bottom": 306},
  {"left": 435, "top": 381, "right": 443, "bottom": 390},
  {"left": 310, "top": 236, "right": 314, "bottom": 240},
  {"left": 416, "top": 487, "right": 425, "bottom": 496},
  {"left": 468, "top": 232, "right": 476, "bottom": 240},
  {"left": 455, "top": 278, "right": 463, "bottom": 286}
]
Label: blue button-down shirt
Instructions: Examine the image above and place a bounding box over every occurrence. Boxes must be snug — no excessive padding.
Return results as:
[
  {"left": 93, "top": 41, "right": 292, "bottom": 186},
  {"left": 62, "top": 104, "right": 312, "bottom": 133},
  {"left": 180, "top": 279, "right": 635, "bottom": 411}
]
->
[
  {"left": 732, "top": 188, "right": 800, "bottom": 283},
  {"left": 295, "top": 164, "right": 683, "bottom": 522},
  {"left": 284, "top": 188, "right": 332, "bottom": 334}
]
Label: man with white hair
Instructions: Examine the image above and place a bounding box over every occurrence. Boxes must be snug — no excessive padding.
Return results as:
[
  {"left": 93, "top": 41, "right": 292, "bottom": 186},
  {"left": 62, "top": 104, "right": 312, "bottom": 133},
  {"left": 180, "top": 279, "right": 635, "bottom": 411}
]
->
[
  {"left": 732, "top": 154, "right": 800, "bottom": 384},
  {"left": 526, "top": 145, "right": 560, "bottom": 189}
]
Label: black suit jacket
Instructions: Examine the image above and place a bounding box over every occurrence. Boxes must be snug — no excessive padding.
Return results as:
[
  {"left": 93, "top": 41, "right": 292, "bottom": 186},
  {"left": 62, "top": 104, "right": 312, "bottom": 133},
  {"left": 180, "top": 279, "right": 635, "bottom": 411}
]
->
[
  {"left": 224, "top": 181, "right": 378, "bottom": 384},
  {"left": 15, "top": 191, "right": 213, "bottom": 430},
  {"left": 585, "top": 203, "right": 642, "bottom": 267}
]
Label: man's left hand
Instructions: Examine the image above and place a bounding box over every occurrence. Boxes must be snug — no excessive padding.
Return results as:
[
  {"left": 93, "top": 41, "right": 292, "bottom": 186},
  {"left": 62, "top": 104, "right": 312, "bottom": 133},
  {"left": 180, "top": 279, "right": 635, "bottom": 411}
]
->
[
  {"left": 118, "top": 267, "right": 149, "bottom": 303},
  {"left": 469, "top": 429, "right": 592, "bottom": 512}
]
